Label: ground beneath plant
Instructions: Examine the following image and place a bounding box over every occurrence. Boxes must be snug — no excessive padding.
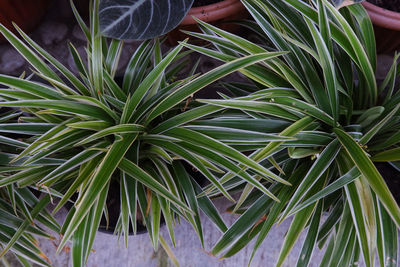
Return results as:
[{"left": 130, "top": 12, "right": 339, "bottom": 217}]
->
[
  {"left": 376, "top": 163, "right": 400, "bottom": 204},
  {"left": 367, "top": 0, "right": 400, "bottom": 12},
  {"left": 193, "top": 0, "right": 221, "bottom": 7},
  {"left": 98, "top": 179, "right": 146, "bottom": 234}
]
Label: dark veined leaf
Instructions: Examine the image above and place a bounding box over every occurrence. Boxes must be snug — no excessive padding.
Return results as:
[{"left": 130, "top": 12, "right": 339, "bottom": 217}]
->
[{"left": 99, "top": 0, "right": 194, "bottom": 40}]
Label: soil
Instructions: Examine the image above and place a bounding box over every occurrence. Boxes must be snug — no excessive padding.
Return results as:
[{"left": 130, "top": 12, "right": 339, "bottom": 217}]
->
[
  {"left": 367, "top": 0, "right": 400, "bottom": 12},
  {"left": 98, "top": 161, "right": 208, "bottom": 234},
  {"left": 98, "top": 179, "right": 147, "bottom": 234},
  {"left": 97, "top": 161, "right": 208, "bottom": 235},
  {"left": 64, "top": 179, "right": 148, "bottom": 235},
  {"left": 376, "top": 162, "right": 400, "bottom": 204},
  {"left": 62, "top": 141, "right": 208, "bottom": 235},
  {"left": 192, "top": 0, "right": 222, "bottom": 7}
]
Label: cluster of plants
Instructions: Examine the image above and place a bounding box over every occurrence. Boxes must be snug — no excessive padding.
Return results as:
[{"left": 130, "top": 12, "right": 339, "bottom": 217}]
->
[
  {"left": 0, "top": 108, "right": 63, "bottom": 266},
  {"left": 0, "top": 0, "right": 399, "bottom": 266},
  {"left": 186, "top": 0, "right": 400, "bottom": 266}
]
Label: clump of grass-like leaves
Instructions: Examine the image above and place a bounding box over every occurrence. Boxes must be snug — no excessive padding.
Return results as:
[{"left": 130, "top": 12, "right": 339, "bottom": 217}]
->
[
  {"left": 0, "top": 108, "right": 62, "bottom": 267},
  {"left": 184, "top": 0, "right": 400, "bottom": 266},
  {"left": 0, "top": 0, "right": 289, "bottom": 266}
]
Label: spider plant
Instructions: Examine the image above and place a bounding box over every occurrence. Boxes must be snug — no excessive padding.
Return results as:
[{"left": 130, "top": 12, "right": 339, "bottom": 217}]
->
[
  {"left": 182, "top": 0, "right": 400, "bottom": 266},
  {"left": 0, "top": 0, "right": 288, "bottom": 266},
  {"left": 0, "top": 108, "right": 61, "bottom": 267}
]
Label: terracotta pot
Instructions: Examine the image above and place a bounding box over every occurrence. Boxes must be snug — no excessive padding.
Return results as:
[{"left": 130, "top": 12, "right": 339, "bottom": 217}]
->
[
  {"left": 168, "top": 0, "right": 249, "bottom": 45},
  {"left": 362, "top": 2, "right": 400, "bottom": 54},
  {"left": 0, "top": 0, "right": 51, "bottom": 42}
]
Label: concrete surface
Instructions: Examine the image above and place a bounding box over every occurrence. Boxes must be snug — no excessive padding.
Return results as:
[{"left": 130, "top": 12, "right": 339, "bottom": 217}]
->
[{"left": 35, "top": 198, "right": 326, "bottom": 267}]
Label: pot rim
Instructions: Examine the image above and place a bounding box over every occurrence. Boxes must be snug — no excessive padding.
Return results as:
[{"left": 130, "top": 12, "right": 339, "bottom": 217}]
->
[
  {"left": 362, "top": 2, "right": 400, "bottom": 31},
  {"left": 181, "top": 0, "right": 245, "bottom": 25}
]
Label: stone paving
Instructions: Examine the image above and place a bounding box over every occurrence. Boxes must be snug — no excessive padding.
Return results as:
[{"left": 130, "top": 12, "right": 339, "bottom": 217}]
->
[
  {"left": 0, "top": 1, "right": 397, "bottom": 266},
  {"left": 46, "top": 198, "right": 328, "bottom": 267}
]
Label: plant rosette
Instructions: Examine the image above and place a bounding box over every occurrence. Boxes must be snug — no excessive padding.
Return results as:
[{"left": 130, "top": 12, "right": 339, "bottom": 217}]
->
[
  {"left": 0, "top": 0, "right": 290, "bottom": 265},
  {"left": 0, "top": 108, "right": 63, "bottom": 267},
  {"left": 63, "top": 176, "right": 150, "bottom": 236},
  {"left": 362, "top": 1, "right": 400, "bottom": 53},
  {"left": 94, "top": 163, "right": 208, "bottom": 235},
  {"left": 184, "top": 0, "right": 400, "bottom": 266}
]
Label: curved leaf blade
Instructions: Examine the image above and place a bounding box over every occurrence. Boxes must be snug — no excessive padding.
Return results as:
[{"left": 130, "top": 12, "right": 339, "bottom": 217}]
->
[{"left": 334, "top": 128, "right": 400, "bottom": 229}]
